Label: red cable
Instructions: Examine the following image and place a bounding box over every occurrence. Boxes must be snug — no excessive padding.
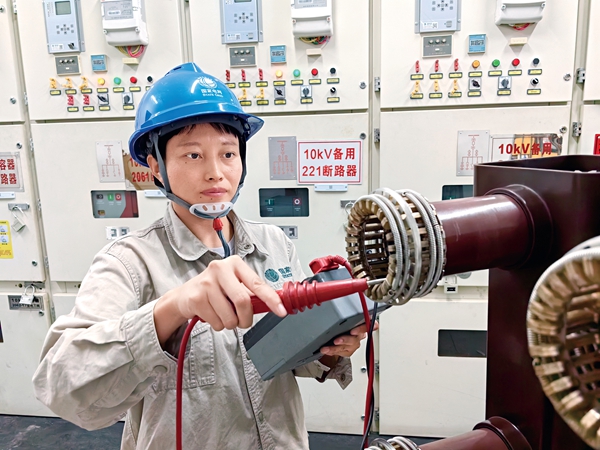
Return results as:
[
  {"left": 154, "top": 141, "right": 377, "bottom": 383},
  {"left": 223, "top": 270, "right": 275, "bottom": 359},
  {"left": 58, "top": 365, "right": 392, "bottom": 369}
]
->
[
  {"left": 319, "top": 256, "right": 374, "bottom": 447},
  {"left": 176, "top": 316, "right": 200, "bottom": 450}
]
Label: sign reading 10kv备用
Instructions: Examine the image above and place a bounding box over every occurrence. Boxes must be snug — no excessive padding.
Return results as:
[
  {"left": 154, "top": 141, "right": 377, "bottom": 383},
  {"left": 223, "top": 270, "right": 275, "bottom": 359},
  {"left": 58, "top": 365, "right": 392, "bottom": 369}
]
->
[{"left": 297, "top": 141, "right": 362, "bottom": 184}]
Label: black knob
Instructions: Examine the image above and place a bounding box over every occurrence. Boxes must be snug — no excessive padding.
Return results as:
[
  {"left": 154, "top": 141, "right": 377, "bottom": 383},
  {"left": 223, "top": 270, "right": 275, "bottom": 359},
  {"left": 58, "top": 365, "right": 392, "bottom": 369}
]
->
[
  {"left": 533, "top": 58, "right": 540, "bottom": 66},
  {"left": 302, "top": 87, "right": 309, "bottom": 97},
  {"left": 330, "top": 67, "right": 336, "bottom": 75},
  {"left": 501, "top": 78, "right": 509, "bottom": 88},
  {"left": 330, "top": 87, "right": 337, "bottom": 94},
  {"left": 275, "top": 88, "right": 283, "bottom": 96},
  {"left": 531, "top": 78, "right": 539, "bottom": 86},
  {"left": 472, "top": 80, "right": 480, "bottom": 88},
  {"left": 147, "top": 76, "right": 153, "bottom": 83}
]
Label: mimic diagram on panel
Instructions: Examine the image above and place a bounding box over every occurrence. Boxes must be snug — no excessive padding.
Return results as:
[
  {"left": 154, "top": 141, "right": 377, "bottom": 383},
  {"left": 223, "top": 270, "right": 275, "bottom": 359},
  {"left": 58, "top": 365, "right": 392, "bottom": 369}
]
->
[{"left": 457, "top": 130, "right": 562, "bottom": 176}]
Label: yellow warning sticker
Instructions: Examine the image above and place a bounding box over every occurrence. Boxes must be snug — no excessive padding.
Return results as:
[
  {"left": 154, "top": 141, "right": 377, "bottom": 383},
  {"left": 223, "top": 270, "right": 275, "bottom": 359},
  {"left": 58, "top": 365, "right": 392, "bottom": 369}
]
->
[{"left": 0, "top": 221, "right": 13, "bottom": 259}]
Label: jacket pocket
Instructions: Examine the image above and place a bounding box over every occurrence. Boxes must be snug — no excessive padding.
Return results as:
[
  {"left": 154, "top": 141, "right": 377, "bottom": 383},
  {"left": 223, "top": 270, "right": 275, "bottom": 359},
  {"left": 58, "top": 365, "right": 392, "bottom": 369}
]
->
[{"left": 152, "top": 322, "right": 216, "bottom": 392}]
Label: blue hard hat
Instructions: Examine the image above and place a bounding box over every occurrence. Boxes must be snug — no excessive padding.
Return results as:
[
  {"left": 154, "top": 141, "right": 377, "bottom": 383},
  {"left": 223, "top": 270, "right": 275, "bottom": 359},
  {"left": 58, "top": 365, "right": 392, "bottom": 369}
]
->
[{"left": 129, "top": 62, "right": 264, "bottom": 167}]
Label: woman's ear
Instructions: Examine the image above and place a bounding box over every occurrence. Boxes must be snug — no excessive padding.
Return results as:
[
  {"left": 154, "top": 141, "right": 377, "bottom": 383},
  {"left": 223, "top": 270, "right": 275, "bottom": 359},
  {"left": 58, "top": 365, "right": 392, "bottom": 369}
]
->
[{"left": 146, "top": 154, "right": 163, "bottom": 184}]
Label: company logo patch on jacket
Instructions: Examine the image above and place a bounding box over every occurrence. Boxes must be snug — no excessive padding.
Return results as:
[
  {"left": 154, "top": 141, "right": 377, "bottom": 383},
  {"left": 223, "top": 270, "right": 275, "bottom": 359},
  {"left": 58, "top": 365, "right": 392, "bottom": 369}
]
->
[
  {"left": 264, "top": 266, "right": 293, "bottom": 283},
  {"left": 265, "top": 269, "right": 280, "bottom": 282}
]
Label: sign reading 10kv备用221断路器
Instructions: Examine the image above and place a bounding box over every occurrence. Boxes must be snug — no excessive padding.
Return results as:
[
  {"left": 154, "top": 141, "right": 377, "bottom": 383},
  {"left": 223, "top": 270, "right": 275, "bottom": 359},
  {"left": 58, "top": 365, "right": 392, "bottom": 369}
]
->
[{"left": 297, "top": 141, "right": 362, "bottom": 184}]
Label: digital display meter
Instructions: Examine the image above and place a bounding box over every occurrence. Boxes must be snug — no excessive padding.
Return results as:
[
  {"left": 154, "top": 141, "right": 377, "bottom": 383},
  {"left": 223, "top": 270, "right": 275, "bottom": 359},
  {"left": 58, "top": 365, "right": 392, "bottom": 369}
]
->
[{"left": 43, "top": 0, "right": 85, "bottom": 53}]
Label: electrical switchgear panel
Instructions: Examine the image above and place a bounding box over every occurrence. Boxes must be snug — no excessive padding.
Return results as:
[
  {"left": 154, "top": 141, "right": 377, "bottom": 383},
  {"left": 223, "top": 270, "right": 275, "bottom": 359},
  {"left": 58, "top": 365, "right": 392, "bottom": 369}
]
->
[{"left": 43, "top": 0, "right": 85, "bottom": 53}]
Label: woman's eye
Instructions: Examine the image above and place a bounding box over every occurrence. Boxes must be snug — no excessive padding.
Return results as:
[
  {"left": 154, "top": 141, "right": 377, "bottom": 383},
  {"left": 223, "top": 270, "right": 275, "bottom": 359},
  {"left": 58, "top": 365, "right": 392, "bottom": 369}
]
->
[{"left": 186, "top": 153, "right": 200, "bottom": 160}]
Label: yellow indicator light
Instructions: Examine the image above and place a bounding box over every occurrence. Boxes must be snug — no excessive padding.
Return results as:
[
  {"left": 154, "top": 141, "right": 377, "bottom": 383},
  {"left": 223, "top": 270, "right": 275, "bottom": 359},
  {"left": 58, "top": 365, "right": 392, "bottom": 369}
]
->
[
  {"left": 49, "top": 78, "right": 57, "bottom": 89},
  {"left": 64, "top": 77, "right": 73, "bottom": 88},
  {"left": 98, "top": 78, "right": 106, "bottom": 86},
  {"left": 255, "top": 88, "right": 265, "bottom": 99},
  {"left": 434, "top": 80, "right": 440, "bottom": 92},
  {"left": 238, "top": 88, "right": 247, "bottom": 100},
  {"left": 412, "top": 81, "right": 421, "bottom": 94},
  {"left": 472, "top": 60, "right": 481, "bottom": 69},
  {"left": 275, "top": 70, "right": 283, "bottom": 79}
]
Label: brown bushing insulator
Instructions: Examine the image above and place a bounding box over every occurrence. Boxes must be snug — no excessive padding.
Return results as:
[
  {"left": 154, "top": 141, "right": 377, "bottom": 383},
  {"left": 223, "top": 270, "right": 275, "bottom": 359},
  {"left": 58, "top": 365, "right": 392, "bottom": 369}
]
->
[
  {"left": 433, "top": 185, "right": 552, "bottom": 275},
  {"left": 420, "top": 417, "right": 532, "bottom": 450}
]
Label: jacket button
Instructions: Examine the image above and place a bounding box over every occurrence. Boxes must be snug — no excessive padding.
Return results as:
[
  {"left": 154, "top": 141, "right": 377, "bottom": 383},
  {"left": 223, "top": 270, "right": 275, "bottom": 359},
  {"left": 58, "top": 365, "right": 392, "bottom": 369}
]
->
[{"left": 154, "top": 366, "right": 168, "bottom": 374}]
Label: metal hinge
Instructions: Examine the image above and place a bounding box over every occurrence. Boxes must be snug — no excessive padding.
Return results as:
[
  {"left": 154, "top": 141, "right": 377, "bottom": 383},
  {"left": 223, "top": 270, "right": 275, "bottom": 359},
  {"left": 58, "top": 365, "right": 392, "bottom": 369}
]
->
[
  {"left": 572, "top": 122, "right": 582, "bottom": 137},
  {"left": 44, "top": 256, "right": 49, "bottom": 269},
  {"left": 375, "top": 361, "right": 380, "bottom": 374},
  {"left": 29, "top": 137, "right": 34, "bottom": 153},
  {"left": 374, "top": 128, "right": 380, "bottom": 143},
  {"left": 23, "top": 91, "right": 28, "bottom": 106},
  {"left": 37, "top": 198, "right": 42, "bottom": 212},
  {"left": 374, "top": 77, "right": 381, "bottom": 92},
  {"left": 576, "top": 68, "right": 586, "bottom": 84},
  {"left": 12, "top": 0, "right": 17, "bottom": 14}
]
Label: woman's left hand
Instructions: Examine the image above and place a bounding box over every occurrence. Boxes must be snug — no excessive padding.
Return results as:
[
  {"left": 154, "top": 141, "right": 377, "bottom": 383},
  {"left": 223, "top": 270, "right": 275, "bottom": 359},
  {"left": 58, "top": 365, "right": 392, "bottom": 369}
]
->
[{"left": 320, "top": 321, "right": 379, "bottom": 358}]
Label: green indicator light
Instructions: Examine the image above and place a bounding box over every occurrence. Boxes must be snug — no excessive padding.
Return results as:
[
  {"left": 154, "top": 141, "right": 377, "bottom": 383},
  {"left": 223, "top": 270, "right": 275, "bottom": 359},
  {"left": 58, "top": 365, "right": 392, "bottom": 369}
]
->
[
  {"left": 108, "top": 193, "right": 114, "bottom": 201},
  {"left": 114, "top": 77, "right": 122, "bottom": 85},
  {"left": 293, "top": 69, "right": 301, "bottom": 78},
  {"left": 492, "top": 59, "right": 500, "bottom": 68}
]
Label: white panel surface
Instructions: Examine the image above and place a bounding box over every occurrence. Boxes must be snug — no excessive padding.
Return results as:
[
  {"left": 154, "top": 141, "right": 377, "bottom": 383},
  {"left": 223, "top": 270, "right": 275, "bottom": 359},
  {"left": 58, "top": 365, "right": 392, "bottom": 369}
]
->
[
  {"left": 17, "top": 0, "right": 186, "bottom": 121},
  {"left": 189, "top": 0, "right": 369, "bottom": 113},
  {"left": 380, "top": 106, "right": 572, "bottom": 200},
  {"left": 298, "top": 338, "right": 370, "bottom": 434},
  {"left": 0, "top": 293, "right": 54, "bottom": 416},
  {"left": 579, "top": 105, "right": 600, "bottom": 155},
  {"left": 379, "top": 297, "right": 487, "bottom": 437},
  {"left": 52, "top": 292, "right": 77, "bottom": 318},
  {"left": 235, "top": 113, "right": 369, "bottom": 277},
  {"left": 0, "top": 4, "right": 24, "bottom": 123},
  {"left": 0, "top": 125, "right": 45, "bottom": 282},
  {"left": 381, "top": 0, "right": 578, "bottom": 108},
  {"left": 31, "top": 121, "right": 167, "bottom": 282},
  {"left": 583, "top": 1, "right": 600, "bottom": 101}
]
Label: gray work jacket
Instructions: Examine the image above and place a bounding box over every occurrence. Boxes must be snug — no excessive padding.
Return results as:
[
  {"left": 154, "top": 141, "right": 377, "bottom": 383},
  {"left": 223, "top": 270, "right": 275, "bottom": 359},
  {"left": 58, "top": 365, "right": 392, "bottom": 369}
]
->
[{"left": 33, "top": 204, "right": 351, "bottom": 450}]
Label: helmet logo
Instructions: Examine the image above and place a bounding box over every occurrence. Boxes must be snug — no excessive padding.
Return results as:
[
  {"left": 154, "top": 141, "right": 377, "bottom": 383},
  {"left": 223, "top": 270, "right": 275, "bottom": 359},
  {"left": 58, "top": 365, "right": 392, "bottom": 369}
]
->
[{"left": 198, "top": 76, "right": 218, "bottom": 89}]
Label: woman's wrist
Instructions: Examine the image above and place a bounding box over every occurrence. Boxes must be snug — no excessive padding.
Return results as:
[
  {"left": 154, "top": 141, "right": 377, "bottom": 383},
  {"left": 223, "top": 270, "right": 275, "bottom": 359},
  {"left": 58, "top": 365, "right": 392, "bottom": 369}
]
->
[{"left": 153, "top": 289, "right": 188, "bottom": 346}]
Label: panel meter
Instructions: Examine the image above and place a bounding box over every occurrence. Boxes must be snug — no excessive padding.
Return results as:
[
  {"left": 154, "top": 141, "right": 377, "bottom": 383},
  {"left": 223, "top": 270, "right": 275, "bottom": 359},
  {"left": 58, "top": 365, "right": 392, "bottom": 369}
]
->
[
  {"left": 291, "top": 0, "right": 333, "bottom": 38},
  {"left": 415, "top": 0, "right": 461, "bottom": 34},
  {"left": 43, "top": 0, "right": 85, "bottom": 53},
  {"left": 101, "top": 0, "right": 149, "bottom": 47},
  {"left": 494, "top": 0, "right": 545, "bottom": 26},
  {"left": 220, "top": 0, "right": 263, "bottom": 44}
]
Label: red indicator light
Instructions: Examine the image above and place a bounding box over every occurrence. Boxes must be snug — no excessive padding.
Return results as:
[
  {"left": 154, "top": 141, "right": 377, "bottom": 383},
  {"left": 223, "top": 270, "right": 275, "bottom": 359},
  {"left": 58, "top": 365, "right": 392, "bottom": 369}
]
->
[
  {"left": 415, "top": 61, "right": 420, "bottom": 73},
  {"left": 512, "top": 59, "right": 520, "bottom": 67},
  {"left": 311, "top": 68, "right": 318, "bottom": 76},
  {"left": 435, "top": 60, "right": 440, "bottom": 72},
  {"left": 259, "top": 68, "right": 264, "bottom": 80},
  {"left": 225, "top": 70, "right": 230, "bottom": 81},
  {"left": 454, "top": 59, "right": 459, "bottom": 71},
  {"left": 130, "top": 77, "right": 138, "bottom": 84},
  {"left": 241, "top": 69, "right": 246, "bottom": 81}
]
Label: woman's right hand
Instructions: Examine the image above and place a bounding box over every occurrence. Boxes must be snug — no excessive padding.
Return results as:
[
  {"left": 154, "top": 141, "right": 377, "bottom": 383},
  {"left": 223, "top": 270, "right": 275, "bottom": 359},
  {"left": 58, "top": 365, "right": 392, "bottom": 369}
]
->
[{"left": 153, "top": 255, "right": 287, "bottom": 344}]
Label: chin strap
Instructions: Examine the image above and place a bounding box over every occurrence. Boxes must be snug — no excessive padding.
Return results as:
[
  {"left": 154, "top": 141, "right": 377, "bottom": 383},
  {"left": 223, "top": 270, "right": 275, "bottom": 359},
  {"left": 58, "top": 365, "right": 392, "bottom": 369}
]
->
[{"left": 149, "top": 131, "right": 238, "bottom": 257}]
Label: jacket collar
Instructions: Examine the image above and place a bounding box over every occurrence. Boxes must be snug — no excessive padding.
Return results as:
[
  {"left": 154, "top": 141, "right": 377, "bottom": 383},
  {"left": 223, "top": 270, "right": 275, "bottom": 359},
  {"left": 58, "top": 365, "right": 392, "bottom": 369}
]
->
[{"left": 164, "top": 203, "right": 269, "bottom": 261}]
